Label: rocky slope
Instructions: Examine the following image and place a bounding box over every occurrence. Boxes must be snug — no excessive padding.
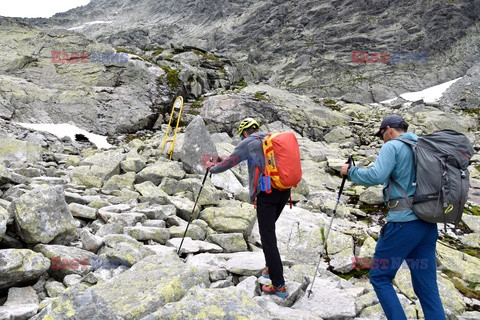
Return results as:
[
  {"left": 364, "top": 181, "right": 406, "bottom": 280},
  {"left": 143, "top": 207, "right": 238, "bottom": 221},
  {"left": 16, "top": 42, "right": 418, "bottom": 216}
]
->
[
  {"left": 0, "top": 88, "right": 479, "bottom": 319},
  {"left": 21, "top": 0, "right": 480, "bottom": 106},
  {"left": 1, "top": 1, "right": 480, "bottom": 319}
]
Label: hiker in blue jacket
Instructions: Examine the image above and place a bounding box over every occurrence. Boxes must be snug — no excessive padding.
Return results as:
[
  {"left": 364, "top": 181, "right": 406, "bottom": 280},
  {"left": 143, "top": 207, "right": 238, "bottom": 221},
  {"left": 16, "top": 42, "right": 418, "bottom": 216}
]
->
[
  {"left": 206, "top": 118, "right": 290, "bottom": 298},
  {"left": 341, "top": 115, "right": 446, "bottom": 320}
]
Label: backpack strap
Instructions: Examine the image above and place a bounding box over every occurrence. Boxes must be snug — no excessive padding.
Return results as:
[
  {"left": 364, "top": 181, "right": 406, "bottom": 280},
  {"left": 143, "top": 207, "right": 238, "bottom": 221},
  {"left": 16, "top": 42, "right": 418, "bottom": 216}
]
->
[
  {"left": 386, "top": 179, "right": 414, "bottom": 211},
  {"left": 253, "top": 166, "right": 260, "bottom": 209},
  {"left": 385, "top": 137, "right": 416, "bottom": 211}
]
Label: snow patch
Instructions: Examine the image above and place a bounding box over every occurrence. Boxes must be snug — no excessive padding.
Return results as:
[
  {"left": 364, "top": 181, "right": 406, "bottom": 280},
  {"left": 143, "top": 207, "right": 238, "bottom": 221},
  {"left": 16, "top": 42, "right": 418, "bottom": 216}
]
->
[
  {"left": 68, "top": 20, "right": 113, "bottom": 31},
  {"left": 16, "top": 123, "right": 112, "bottom": 149},
  {"left": 381, "top": 77, "right": 462, "bottom": 104}
]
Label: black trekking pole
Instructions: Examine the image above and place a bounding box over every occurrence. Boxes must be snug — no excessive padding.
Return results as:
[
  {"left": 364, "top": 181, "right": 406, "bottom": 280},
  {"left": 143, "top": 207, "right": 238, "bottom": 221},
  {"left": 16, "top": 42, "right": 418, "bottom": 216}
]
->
[
  {"left": 177, "top": 158, "right": 213, "bottom": 256},
  {"left": 307, "top": 155, "right": 354, "bottom": 298}
]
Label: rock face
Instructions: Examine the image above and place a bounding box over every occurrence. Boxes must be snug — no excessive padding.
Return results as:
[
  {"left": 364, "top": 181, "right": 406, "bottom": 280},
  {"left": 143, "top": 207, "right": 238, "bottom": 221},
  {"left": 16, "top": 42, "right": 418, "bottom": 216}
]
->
[
  {"left": 179, "top": 115, "right": 218, "bottom": 174},
  {"left": 20, "top": 0, "right": 480, "bottom": 107},
  {"left": 0, "top": 17, "right": 168, "bottom": 135}
]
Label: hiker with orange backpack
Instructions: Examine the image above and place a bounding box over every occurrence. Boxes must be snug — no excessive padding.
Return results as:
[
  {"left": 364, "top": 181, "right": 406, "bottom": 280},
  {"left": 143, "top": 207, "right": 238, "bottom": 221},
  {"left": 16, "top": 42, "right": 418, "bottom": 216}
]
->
[{"left": 206, "top": 117, "right": 302, "bottom": 298}]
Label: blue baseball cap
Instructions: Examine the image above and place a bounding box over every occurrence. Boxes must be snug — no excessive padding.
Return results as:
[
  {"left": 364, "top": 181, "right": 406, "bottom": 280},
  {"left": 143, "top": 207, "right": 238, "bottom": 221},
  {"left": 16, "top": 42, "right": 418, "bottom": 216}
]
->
[{"left": 375, "top": 115, "right": 405, "bottom": 137}]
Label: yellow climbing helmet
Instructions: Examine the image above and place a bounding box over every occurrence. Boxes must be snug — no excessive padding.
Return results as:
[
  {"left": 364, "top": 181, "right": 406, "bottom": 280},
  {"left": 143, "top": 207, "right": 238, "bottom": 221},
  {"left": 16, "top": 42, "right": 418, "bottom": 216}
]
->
[{"left": 237, "top": 118, "right": 260, "bottom": 137}]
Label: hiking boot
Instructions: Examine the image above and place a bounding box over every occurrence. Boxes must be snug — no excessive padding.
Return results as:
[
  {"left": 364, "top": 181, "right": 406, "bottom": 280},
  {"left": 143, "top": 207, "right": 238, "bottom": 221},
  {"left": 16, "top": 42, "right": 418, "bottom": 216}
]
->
[
  {"left": 262, "top": 284, "right": 288, "bottom": 298},
  {"left": 262, "top": 267, "right": 270, "bottom": 279}
]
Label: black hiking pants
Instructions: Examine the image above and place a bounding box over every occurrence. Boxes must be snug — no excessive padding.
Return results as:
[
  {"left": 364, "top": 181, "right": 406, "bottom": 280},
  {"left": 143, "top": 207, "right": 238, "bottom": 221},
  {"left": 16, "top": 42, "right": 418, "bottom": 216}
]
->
[{"left": 256, "top": 188, "right": 291, "bottom": 287}]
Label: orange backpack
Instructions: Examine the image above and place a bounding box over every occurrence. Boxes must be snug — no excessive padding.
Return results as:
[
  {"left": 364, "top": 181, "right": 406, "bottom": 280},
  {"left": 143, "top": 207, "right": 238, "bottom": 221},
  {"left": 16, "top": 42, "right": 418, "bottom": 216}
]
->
[{"left": 254, "top": 132, "right": 302, "bottom": 206}]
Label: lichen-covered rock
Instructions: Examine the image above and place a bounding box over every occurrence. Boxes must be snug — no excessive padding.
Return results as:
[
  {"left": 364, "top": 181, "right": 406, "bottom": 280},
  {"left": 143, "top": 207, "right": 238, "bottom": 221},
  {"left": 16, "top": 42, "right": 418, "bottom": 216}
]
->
[
  {"left": 10, "top": 185, "right": 76, "bottom": 244},
  {"left": 135, "top": 160, "right": 186, "bottom": 185},
  {"left": 69, "top": 165, "right": 104, "bottom": 188},
  {"left": 68, "top": 202, "right": 97, "bottom": 220},
  {"left": 168, "top": 222, "right": 206, "bottom": 240},
  {"left": 167, "top": 237, "right": 223, "bottom": 255},
  {"left": 323, "top": 126, "right": 353, "bottom": 144},
  {"left": 69, "top": 150, "right": 126, "bottom": 188},
  {"left": 34, "top": 244, "right": 97, "bottom": 280},
  {"left": 168, "top": 195, "right": 200, "bottom": 221},
  {"left": 462, "top": 214, "right": 480, "bottom": 233},
  {"left": 0, "top": 137, "right": 43, "bottom": 164},
  {"left": 0, "top": 206, "right": 8, "bottom": 241},
  {"left": 199, "top": 200, "right": 256, "bottom": 237},
  {"left": 103, "top": 172, "right": 136, "bottom": 191},
  {"left": 35, "top": 252, "right": 210, "bottom": 320},
  {"left": 121, "top": 157, "right": 146, "bottom": 173},
  {"left": 143, "top": 286, "right": 265, "bottom": 320},
  {"left": 124, "top": 226, "right": 170, "bottom": 244},
  {"left": 207, "top": 233, "right": 248, "bottom": 253},
  {"left": 357, "top": 235, "right": 377, "bottom": 259},
  {"left": 0, "top": 249, "right": 50, "bottom": 290},
  {"left": 359, "top": 186, "right": 384, "bottom": 205},
  {"left": 179, "top": 115, "right": 218, "bottom": 174},
  {"left": 224, "top": 252, "right": 265, "bottom": 276},
  {"left": 460, "top": 233, "right": 480, "bottom": 248},
  {"left": 98, "top": 234, "right": 156, "bottom": 266},
  {"left": 134, "top": 181, "right": 170, "bottom": 204},
  {"left": 437, "top": 242, "right": 480, "bottom": 283},
  {"left": 0, "top": 287, "right": 40, "bottom": 319}
]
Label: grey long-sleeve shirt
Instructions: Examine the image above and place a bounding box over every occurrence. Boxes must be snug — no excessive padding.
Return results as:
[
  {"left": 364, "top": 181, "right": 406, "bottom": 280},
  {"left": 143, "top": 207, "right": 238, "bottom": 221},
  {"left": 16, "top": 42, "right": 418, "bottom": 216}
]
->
[{"left": 209, "top": 132, "right": 267, "bottom": 203}]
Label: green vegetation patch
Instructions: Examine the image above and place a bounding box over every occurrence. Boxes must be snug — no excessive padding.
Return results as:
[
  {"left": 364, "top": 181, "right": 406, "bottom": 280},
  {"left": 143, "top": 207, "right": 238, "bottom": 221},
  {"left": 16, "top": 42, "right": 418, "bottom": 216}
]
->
[
  {"left": 332, "top": 268, "right": 370, "bottom": 281},
  {"left": 159, "top": 66, "right": 181, "bottom": 90},
  {"left": 465, "top": 205, "right": 480, "bottom": 216},
  {"left": 443, "top": 270, "right": 480, "bottom": 300},
  {"left": 151, "top": 49, "right": 164, "bottom": 57},
  {"left": 324, "top": 99, "right": 341, "bottom": 111},
  {"left": 192, "top": 49, "right": 220, "bottom": 61},
  {"left": 191, "top": 98, "right": 204, "bottom": 109},
  {"left": 254, "top": 92, "right": 269, "bottom": 101},
  {"left": 115, "top": 48, "right": 136, "bottom": 55}
]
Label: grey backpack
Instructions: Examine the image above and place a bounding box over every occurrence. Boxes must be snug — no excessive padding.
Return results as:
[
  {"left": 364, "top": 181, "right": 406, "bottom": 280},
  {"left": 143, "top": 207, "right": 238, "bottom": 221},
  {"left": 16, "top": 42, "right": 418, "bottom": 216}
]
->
[{"left": 388, "top": 129, "right": 474, "bottom": 226}]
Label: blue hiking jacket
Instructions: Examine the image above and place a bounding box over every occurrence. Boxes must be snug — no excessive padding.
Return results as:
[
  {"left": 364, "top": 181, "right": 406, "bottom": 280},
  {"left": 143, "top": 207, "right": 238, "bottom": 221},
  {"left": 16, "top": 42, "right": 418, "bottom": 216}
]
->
[{"left": 348, "top": 132, "right": 419, "bottom": 222}]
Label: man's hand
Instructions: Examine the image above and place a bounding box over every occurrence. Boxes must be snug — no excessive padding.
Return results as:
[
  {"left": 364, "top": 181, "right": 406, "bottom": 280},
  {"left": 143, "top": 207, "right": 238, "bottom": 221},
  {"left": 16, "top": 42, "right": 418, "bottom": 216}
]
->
[
  {"left": 340, "top": 163, "right": 350, "bottom": 177},
  {"left": 205, "top": 161, "right": 215, "bottom": 171}
]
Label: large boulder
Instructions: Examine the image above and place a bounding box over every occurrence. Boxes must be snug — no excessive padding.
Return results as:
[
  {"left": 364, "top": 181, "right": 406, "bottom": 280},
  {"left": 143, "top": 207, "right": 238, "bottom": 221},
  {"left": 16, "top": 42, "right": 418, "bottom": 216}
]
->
[
  {"left": 70, "top": 150, "right": 127, "bottom": 188},
  {"left": 97, "top": 234, "right": 156, "bottom": 266},
  {"left": 199, "top": 200, "right": 256, "bottom": 237},
  {"left": 135, "top": 160, "right": 186, "bottom": 185},
  {"left": 144, "top": 286, "right": 265, "bottom": 320},
  {"left": 0, "top": 286, "right": 39, "bottom": 320},
  {"left": 0, "top": 249, "right": 50, "bottom": 290},
  {"left": 0, "top": 137, "right": 43, "bottom": 164},
  {"left": 35, "top": 252, "right": 210, "bottom": 320},
  {"left": 179, "top": 115, "right": 218, "bottom": 174},
  {"left": 34, "top": 244, "right": 97, "bottom": 280},
  {"left": 9, "top": 185, "right": 76, "bottom": 244}
]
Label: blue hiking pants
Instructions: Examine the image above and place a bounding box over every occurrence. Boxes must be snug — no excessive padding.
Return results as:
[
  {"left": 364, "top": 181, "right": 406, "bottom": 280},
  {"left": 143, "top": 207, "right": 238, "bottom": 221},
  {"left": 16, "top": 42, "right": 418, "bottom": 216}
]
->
[{"left": 369, "top": 219, "right": 446, "bottom": 320}]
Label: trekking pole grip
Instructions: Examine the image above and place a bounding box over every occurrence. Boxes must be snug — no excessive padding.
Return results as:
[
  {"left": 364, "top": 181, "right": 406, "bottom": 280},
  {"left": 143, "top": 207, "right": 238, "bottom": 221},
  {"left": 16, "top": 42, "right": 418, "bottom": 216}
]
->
[{"left": 338, "top": 156, "right": 354, "bottom": 195}]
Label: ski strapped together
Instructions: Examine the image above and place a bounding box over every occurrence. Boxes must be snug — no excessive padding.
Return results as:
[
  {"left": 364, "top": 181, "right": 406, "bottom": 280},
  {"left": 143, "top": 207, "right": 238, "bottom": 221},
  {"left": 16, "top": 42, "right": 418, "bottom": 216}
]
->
[
  {"left": 386, "top": 129, "right": 474, "bottom": 226},
  {"left": 253, "top": 132, "right": 302, "bottom": 207}
]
